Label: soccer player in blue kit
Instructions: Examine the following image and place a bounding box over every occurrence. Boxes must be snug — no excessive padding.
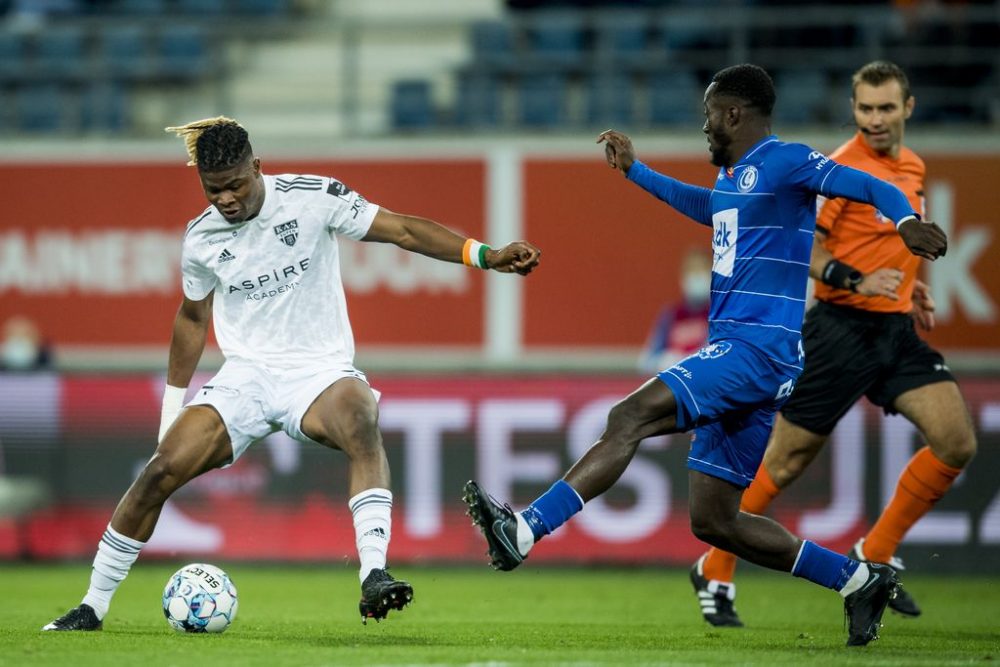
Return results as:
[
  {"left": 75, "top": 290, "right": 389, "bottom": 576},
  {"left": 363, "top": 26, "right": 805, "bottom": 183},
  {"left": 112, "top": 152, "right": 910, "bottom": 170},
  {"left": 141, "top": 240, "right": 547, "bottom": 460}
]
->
[{"left": 464, "top": 64, "right": 947, "bottom": 647}]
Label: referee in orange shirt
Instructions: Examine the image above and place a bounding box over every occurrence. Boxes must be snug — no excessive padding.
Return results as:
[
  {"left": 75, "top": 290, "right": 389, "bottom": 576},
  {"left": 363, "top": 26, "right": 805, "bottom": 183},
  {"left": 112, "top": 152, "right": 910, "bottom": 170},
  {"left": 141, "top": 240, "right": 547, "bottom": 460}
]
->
[{"left": 691, "top": 61, "right": 976, "bottom": 627}]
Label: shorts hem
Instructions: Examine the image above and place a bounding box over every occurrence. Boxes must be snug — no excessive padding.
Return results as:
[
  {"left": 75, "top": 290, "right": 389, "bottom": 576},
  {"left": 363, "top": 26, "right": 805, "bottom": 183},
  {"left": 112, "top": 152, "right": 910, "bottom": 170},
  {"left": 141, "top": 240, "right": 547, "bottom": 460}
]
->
[{"left": 687, "top": 456, "right": 753, "bottom": 489}]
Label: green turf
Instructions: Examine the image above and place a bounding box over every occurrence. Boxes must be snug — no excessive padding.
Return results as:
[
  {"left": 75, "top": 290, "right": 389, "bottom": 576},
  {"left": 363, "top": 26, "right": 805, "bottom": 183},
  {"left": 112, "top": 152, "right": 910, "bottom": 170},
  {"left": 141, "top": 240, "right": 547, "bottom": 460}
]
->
[{"left": 1, "top": 564, "right": 997, "bottom": 666}]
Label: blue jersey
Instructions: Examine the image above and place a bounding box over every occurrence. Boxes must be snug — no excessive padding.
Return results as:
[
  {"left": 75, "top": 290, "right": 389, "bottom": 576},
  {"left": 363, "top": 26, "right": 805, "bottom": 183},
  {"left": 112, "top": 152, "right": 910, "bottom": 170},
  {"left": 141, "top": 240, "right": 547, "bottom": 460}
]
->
[{"left": 628, "top": 135, "right": 917, "bottom": 371}]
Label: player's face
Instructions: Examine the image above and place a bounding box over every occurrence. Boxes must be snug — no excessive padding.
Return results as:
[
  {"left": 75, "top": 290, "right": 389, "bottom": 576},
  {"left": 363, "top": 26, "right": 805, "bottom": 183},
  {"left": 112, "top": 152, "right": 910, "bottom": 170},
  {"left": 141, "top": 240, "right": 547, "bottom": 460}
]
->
[
  {"left": 200, "top": 157, "right": 265, "bottom": 224},
  {"left": 852, "top": 79, "right": 913, "bottom": 157},
  {"left": 703, "top": 85, "right": 733, "bottom": 167}
]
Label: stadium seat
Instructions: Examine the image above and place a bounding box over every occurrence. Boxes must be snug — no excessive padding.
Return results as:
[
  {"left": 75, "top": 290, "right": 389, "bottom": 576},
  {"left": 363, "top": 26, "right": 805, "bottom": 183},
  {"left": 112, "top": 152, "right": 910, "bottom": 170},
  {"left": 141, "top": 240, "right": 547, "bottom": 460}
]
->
[
  {"left": 80, "top": 81, "right": 130, "bottom": 132},
  {"left": 658, "top": 10, "right": 727, "bottom": 52},
  {"left": 34, "top": 25, "right": 88, "bottom": 79},
  {"left": 468, "top": 20, "right": 518, "bottom": 72},
  {"left": 516, "top": 73, "right": 568, "bottom": 128},
  {"left": 176, "top": 0, "right": 225, "bottom": 14},
  {"left": 524, "top": 12, "right": 586, "bottom": 70},
  {"left": 157, "top": 25, "right": 210, "bottom": 79},
  {"left": 648, "top": 69, "right": 702, "bottom": 126},
  {"left": 15, "top": 85, "right": 69, "bottom": 133},
  {"left": 116, "top": 0, "right": 168, "bottom": 14},
  {"left": 390, "top": 80, "right": 434, "bottom": 130},
  {"left": 774, "top": 70, "right": 828, "bottom": 125},
  {"left": 453, "top": 72, "right": 502, "bottom": 128},
  {"left": 585, "top": 73, "right": 635, "bottom": 128},
  {"left": 593, "top": 10, "right": 649, "bottom": 68},
  {"left": 98, "top": 25, "right": 152, "bottom": 79},
  {"left": 237, "top": 0, "right": 288, "bottom": 14},
  {"left": 0, "top": 31, "right": 27, "bottom": 81}
]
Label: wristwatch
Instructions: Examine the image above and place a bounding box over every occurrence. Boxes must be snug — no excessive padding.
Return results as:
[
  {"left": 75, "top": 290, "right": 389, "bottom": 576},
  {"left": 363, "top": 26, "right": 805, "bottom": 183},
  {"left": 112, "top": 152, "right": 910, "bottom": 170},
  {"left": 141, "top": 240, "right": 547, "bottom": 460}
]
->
[{"left": 847, "top": 270, "right": 864, "bottom": 293}]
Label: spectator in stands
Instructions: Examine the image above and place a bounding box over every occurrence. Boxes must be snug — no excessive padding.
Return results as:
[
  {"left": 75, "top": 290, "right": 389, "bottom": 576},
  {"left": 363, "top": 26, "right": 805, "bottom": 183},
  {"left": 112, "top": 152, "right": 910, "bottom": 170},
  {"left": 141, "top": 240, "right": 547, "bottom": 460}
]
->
[
  {"left": 638, "top": 247, "right": 711, "bottom": 374},
  {"left": 0, "top": 316, "right": 52, "bottom": 372}
]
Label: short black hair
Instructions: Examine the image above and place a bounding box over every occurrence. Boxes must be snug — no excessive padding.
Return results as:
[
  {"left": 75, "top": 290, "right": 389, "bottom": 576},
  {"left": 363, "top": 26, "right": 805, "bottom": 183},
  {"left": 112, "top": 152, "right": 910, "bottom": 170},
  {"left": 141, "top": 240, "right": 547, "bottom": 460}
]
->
[
  {"left": 195, "top": 121, "right": 252, "bottom": 173},
  {"left": 710, "top": 64, "right": 776, "bottom": 117},
  {"left": 853, "top": 60, "right": 911, "bottom": 101}
]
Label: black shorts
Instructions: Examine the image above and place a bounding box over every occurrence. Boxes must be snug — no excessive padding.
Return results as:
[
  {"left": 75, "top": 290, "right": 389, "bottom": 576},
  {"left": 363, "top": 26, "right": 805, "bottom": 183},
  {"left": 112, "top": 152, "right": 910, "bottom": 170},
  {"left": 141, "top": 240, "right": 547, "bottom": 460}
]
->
[{"left": 780, "top": 301, "right": 955, "bottom": 436}]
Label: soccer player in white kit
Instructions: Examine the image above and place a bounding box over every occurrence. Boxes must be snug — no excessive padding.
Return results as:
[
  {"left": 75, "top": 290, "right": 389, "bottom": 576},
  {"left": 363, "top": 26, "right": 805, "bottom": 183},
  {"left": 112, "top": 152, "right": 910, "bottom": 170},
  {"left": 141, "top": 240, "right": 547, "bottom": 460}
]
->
[{"left": 43, "top": 117, "right": 541, "bottom": 631}]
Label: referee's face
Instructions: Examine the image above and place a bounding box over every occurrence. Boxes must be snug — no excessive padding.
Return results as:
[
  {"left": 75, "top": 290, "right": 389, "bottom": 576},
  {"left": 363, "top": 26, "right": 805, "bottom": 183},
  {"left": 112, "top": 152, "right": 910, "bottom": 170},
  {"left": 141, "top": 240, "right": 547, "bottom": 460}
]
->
[{"left": 200, "top": 157, "right": 265, "bottom": 224}]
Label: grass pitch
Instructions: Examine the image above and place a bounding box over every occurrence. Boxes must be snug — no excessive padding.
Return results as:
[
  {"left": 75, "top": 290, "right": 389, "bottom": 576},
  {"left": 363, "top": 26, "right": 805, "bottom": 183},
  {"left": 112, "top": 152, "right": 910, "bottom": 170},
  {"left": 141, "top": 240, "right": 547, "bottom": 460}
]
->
[{"left": 2, "top": 564, "right": 997, "bottom": 666}]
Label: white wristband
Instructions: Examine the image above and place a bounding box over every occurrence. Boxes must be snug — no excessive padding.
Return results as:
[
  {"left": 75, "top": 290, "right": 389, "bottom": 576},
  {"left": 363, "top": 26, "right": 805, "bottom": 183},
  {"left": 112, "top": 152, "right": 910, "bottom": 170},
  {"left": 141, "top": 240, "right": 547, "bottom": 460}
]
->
[
  {"left": 895, "top": 215, "right": 918, "bottom": 229},
  {"left": 159, "top": 385, "right": 187, "bottom": 443}
]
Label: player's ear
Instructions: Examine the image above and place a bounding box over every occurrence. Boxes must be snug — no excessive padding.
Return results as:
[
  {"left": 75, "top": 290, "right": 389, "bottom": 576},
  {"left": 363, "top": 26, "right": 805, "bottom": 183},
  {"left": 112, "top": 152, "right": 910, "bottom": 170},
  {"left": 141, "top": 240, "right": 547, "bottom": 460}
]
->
[
  {"left": 726, "top": 104, "right": 742, "bottom": 128},
  {"left": 903, "top": 95, "right": 915, "bottom": 120}
]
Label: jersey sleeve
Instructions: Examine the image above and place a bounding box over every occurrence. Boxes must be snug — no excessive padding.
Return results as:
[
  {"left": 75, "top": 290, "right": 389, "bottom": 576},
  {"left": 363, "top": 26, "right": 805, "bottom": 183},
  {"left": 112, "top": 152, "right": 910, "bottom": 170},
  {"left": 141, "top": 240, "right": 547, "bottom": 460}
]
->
[
  {"left": 180, "top": 238, "right": 217, "bottom": 301},
  {"left": 626, "top": 161, "right": 712, "bottom": 226},
  {"left": 780, "top": 144, "right": 916, "bottom": 226},
  {"left": 323, "top": 177, "right": 379, "bottom": 240}
]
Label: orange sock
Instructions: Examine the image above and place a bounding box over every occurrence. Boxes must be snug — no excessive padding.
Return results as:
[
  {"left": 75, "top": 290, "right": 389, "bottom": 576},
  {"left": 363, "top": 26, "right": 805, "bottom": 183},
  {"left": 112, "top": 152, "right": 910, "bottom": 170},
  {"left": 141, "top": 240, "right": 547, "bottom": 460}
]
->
[
  {"left": 863, "top": 446, "right": 962, "bottom": 563},
  {"left": 701, "top": 465, "right": 781, "bottom": 582}
]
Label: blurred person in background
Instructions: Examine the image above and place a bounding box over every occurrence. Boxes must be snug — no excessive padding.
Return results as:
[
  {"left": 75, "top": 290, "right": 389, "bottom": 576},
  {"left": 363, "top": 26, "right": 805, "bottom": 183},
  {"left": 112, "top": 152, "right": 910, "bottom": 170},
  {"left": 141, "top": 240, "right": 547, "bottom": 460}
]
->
[
  {"left": 0, "top": 316, "right": 52, "bottom": 372},
  {"left": 464, "top": 63, "right": 948, "bottom": 647},
  {"left": 638, "top": 248, "right": 711, "bottom": 375},
  {"left": 693, "top": 60, "right": 976, "bottom": 627},
  {"left": 43, "top": 116, "right": 541, "bottom": 632}
]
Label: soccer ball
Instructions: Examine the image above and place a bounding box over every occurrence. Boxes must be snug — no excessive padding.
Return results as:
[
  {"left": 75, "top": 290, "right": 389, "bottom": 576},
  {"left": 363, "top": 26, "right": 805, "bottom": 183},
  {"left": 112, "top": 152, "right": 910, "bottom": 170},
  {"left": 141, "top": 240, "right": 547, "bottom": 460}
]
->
[{"left": 162, "top": 563, "right": 238, "bottom": 633}]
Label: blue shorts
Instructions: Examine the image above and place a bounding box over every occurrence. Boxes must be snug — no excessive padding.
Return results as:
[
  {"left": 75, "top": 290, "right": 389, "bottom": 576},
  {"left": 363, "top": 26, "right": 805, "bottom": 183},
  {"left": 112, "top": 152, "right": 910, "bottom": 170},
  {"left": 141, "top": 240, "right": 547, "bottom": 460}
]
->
[{"left": 657, "top": 340, "right": 799, "bottom": 488}]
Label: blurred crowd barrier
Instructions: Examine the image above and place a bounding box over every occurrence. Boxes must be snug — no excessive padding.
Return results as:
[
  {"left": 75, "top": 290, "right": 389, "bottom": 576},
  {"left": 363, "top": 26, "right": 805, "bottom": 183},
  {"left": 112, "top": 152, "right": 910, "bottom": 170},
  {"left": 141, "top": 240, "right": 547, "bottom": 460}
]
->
[{"left": 0, "top": 372, "right": 997, "bottom": 571}]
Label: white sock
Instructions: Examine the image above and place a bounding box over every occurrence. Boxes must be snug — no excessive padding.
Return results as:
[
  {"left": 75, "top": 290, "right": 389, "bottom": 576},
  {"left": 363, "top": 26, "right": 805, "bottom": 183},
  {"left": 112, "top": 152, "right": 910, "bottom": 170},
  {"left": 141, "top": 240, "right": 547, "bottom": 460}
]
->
[
  {"left": 349, "top": 488, "right": 392, "bottom": 583},
  {"left": 81, "top": 525, "right": 145, "bottom": 620},
  {"left": 839, "top": 562, "right": 871, "bottom": 598},
  {"left": 514, "top": 512, "right": 534, "bottom": 556}
]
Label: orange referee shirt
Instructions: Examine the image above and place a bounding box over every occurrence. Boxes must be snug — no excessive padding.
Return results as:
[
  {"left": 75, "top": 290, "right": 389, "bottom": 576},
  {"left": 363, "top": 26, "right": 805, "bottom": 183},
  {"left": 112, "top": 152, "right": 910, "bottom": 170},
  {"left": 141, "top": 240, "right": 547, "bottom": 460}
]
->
[{"left": 814, "top": 132, "right": 925, "bottom": 313}]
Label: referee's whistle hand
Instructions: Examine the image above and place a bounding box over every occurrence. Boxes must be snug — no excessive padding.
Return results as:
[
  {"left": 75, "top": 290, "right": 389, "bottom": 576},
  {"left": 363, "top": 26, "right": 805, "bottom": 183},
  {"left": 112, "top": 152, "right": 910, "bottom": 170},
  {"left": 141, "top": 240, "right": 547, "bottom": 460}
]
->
[{"left": 899, "top": 219, "right": 948, "bottom": 260}]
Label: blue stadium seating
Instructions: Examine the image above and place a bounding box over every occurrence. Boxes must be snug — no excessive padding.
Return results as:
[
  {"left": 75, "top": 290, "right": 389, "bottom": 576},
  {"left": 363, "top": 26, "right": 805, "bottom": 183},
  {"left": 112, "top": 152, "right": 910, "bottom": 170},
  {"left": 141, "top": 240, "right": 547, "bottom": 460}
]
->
[
  {"left": 469, "top": 20, "right": 517, "bottom": 71},
  {"left": 157, "top": 25, "right": 209, "bottom": 78},
  {"left": 98, "top": 25, "right": 151, "bottom": 79},
  {"left": 15, "top": 85, "right": 67, "bottom": 132},
  {"left": 81, "top": 81, "right": 130, "bottom": 132},
  {"left": 454, "top": 72, "right": 502, "bottom": 128},
  {"left": 648, "top": 69, "right": 702, "bottom": 126},
  {"left": 594, "top": 11, "right": 649, "bottom": 68},
  {"left": 34, "top": 25, "right": 88, "bottom": 78},
  {"left": 585, "top": 73, "right": 635, "bottom": 127},
  {"left": 176, "top": 0, "right": 225, "bottom": 14},
  {"left": 116, "top": 0, "right": 168, "bottom": 14},
  {"left": 0, "top": 31, "right": 26, "bottom": 80},
  {"left": 236, "top": 0, "right": 288, "bottom": 14},
  {"left": 390, "top": 80, "right": 434, "bottom": 130},
  {"left": 774, "top": 70, "right": 828, "bottom": 125},
  {"left": 524, "top": 12, "right": 586, "bottom": 70},
  {"left": 517, "top": 73, "right": 568, "bottom": 128}
]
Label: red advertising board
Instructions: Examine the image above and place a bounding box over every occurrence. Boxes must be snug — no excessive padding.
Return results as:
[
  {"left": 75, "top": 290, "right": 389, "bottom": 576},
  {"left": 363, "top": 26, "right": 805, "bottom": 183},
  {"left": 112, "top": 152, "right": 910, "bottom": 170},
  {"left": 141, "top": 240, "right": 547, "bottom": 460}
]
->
[
  {"left": 1, "top": 153, "right": 997, "bottom": 354},
  {"left": 1, "top": 373, "right": 997, "bottom": 571}
]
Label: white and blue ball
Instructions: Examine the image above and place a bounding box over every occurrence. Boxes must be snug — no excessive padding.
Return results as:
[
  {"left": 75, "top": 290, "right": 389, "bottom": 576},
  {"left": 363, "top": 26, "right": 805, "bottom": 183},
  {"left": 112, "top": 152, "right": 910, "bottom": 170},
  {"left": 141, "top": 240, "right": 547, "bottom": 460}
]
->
[{"left": 162, "top": 563, "right": 238, "bottom": 633}]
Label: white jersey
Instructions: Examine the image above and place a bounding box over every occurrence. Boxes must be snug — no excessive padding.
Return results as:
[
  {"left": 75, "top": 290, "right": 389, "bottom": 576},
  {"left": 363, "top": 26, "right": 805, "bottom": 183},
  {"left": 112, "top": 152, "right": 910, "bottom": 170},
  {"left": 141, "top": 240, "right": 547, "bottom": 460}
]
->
[{"left": 180, "top": 173, "right": 378, "bottom": 370}]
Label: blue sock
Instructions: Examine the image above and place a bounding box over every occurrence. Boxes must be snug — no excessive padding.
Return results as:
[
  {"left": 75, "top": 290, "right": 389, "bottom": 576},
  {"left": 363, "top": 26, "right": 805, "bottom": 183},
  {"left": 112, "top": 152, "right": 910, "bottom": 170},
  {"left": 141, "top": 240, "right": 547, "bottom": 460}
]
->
[
  {"left": 791, "top": 540, "right": 860, "bottom": 590},
  {"left": 521, "top": 480, "right": 584, "bottom": 541}
]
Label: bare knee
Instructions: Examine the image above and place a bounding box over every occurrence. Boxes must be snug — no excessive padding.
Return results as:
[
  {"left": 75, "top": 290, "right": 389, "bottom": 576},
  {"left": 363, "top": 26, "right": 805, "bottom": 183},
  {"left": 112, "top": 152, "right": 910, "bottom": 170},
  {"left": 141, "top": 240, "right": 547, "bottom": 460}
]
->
[
  {"left": 762, "top": 424, "right": 827, "bottom": 489},
  {"left": 604, "top": 397, "right": 648, "bottom": 442},
  {"left": 337, "top": 404, "right": 384, "bottom": 459},
  {"left": 134, "top": 454, "right": 185, "bottom": 502},
  {"left": 689, "top": 506, "right": 734, "bottom": 548},
  {"left": 932, "top": 428, "right": 977, "bottom": 469}
]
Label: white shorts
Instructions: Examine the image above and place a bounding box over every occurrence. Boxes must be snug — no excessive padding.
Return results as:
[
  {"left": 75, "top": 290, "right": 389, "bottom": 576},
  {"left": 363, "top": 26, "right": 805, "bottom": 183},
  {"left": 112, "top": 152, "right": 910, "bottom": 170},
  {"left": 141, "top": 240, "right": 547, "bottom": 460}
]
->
[{"left": 186, "top": 361, "right": 379, "bottom": 465}]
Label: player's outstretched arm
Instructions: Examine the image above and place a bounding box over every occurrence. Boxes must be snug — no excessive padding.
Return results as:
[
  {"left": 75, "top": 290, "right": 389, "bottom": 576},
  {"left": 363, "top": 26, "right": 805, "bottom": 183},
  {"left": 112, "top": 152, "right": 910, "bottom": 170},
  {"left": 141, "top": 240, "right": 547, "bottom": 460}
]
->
[
  {"left": 598, "top": 129, "right": 712, "bottom": 226},
  {"left": 363, "top": 208, "right": 541, "bottom": 276}
]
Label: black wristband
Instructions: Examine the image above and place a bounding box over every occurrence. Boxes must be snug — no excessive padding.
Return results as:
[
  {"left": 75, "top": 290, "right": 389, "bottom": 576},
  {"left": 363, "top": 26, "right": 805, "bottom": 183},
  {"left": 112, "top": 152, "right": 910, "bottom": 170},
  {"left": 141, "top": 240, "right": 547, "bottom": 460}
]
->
[{"left": 821, "top": 259, "right": 863, "bottom": 291}]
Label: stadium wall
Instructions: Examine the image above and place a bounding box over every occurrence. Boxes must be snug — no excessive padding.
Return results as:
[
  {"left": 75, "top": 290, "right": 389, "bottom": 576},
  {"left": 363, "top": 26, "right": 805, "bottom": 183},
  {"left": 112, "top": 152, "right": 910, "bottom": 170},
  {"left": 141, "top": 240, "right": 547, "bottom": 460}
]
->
[{"left": 1, "top": 372, "right": 998, "bottom": 573}]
